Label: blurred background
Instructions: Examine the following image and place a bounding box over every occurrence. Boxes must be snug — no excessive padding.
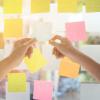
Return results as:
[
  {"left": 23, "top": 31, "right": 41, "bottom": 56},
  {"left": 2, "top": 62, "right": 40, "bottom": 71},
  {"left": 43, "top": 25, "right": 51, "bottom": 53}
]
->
[{"left": 0, "top": 0, "right": 100, "bottom": 100}]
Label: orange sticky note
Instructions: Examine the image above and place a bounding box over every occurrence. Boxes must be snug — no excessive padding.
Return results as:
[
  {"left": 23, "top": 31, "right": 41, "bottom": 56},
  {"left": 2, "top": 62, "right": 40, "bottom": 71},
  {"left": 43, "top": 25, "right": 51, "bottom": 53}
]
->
[
  {"left": 59, "top": 57, "right": 80, "bottom": 78},
  {"left": 4, "top": 0, "right": 22, "bottom": 14},
  {"left": 58, "top": 0, "right": 79, "bottom": 12},
  {"left": 0, "top": 33, "right": 4, "bottom": 49},
  {"left": 24, "top": 48, "right": 48, "bottom": 73},
  {"left": 4, "top": 19, "right": 23, "bottom": 38},
  {"left": 31, "top": 0, "right": 50, "bottom": 13},
  {"left": 8, "top": 73, "right": 26, "bottom": 92}
]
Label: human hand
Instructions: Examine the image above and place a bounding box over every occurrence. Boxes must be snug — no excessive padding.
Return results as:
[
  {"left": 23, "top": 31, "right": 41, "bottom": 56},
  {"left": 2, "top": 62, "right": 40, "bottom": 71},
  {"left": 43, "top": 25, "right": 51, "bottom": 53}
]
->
[
  {"left": 13, "top": 38, "right": 37, "bottom": 58},
  {"left": 10, "top": 38, "right": 36, "bottom": 67},
  {"left": 49, "top": 35, "right": 74, "bottom": 58}
]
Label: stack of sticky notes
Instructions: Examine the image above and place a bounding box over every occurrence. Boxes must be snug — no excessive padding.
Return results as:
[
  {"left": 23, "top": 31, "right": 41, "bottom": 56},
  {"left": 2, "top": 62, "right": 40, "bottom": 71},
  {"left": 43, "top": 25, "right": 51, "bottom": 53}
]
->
[
  {"left": 24, "top": 48, "right": 48, "bottom": 73},
  {"left": 4, "top": 19, "right": 23, "bottom": 38},
  {"left": 0, "top": 33, "right": 4, "bottom": 49},
  {"left": 8, "top": 73, "right": 26, "bottom": 92},
  {"left": 4, "top": 0, "right": 23, "bottom": 14},
  {"left": 59, "top": 57, "right": 80, "bottom": 78},
  {"left": 31, "top": 0, "right": 50, "bottom": 13},
  {"left": 33, "top": 80, "right": 53, "bottom": 100},
  {"left": 85, "top": 0, "right": 100, "bottom": 12},
  {"left": 66, "top": 21, "right": 87, "bottom": 42},
  {"left": 57, "top": 0, "right": 80, "bottom": 12}
]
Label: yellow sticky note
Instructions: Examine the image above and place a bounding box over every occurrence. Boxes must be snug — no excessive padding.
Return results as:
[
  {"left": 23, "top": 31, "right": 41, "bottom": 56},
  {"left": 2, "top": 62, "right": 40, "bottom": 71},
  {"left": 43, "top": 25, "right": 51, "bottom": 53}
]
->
[
  {"left": 58, "top": 0, "right": 79, "bottom": 12},
  {"left": 85, "top": 0, "right": 100, "bottom": 12},
  {"left": 24, "top": 48, "right": 48, "bottom": 73},
  {"left": 4, "top": 19, "right": 23, "bottom": 38},
  {"left": 0, "top": 33, "right": 4, "bottom": 49},
  {"left": 8, "top": 73, "right": 26, "bottom": 92},
  {"left": 31, "top": 0, "right": 50, "bottom": 13},
  {"left": 59, "top": 57, "right": 80, "bottom": 78},
  {"left": 4, "top": 0, "right": 22, "bottom": 14}
]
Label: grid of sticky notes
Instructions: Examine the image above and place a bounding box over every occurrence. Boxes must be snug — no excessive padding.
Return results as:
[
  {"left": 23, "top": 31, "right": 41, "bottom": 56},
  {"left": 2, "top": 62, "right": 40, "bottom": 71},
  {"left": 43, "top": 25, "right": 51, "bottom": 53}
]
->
[
  {"left": 59, "top": 57, "right": 80, "bottom": 78},
  {"left": 31, "top": 0, "right": 50, "bottom": 13},
  {"left": 33, "top": 80, "right": 53, "bottom": 100},
  {"left": 0, "top": 33, "right": 4, "bottom": 49},
  {"left": 85, "top": 0, "right": 100, "bottom": 12},
  {"left": 66, "top": 21, "right": 87, "bottom": 42},
  {"left": 4, "top": 0, "right": 23, "bottom": 14},
  {"left": 8, "top": 73, "right": 26, "bottom": 92},
  {"left": 4, "top": 19, "right": 23, "bottom": 38},
  {"left": 58, "top": 0, "right": 80, "bottom": 12},
  {"left": 24, "top": 48, "right": 48, "bottom": 73}
]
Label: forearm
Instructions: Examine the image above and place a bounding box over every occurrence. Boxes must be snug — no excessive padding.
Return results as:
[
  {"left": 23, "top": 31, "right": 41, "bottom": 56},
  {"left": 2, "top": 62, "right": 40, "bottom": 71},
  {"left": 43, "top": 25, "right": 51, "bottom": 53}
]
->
[
  {"left": 66, "top": 48, "right": 100, "bottom": 81},
  {"left": 0, "top": 53, "right": 22, "bottom": 80}
]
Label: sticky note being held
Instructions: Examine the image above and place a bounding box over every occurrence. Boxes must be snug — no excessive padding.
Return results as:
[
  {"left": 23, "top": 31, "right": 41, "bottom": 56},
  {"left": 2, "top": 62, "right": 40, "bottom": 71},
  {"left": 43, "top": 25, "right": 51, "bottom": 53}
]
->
[
  {"left": 85, "top": 0, "right": 100, "bottom": 12},
  {"left": 33, "top": 80, "right": 53, "bottom": 100},
  {"left": 59, "top": 57, "right": 80, "bottom": 78},
  {"left": 31, "top": 0, "right": 50, "bottom": 13},
  {"left": 66, "top": 21, "right": 87, "bottom": 42},
  {"left": 24, "top": 48, "right": 48, "bottom": 73},
  {"left": 0, "top": 33, "right": 4, "bottom": 49},
  {"left": 8, "top": 73, "right": 26, "bottom": 92},
  {"left": 58, "top": 0, "right": 79, "bottom": 12},
  {"left": 4, "top": 19, "right": 23, "bottom": 38},
  {"left": 4, "top": 0, "right": 22, "bottom": 14}
]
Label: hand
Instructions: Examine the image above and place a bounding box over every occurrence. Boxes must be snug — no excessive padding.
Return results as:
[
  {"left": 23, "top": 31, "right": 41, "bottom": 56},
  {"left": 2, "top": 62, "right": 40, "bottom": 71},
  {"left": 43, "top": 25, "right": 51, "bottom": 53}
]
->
[
  {"left": 9, "top": 38, "right": 36, "bottom": 67},
  {"left": 13, "top": 38, "right": 37, "bottom": 58},
  {"left": 49, "top": 35, "right": 74, "bottom": 58}
]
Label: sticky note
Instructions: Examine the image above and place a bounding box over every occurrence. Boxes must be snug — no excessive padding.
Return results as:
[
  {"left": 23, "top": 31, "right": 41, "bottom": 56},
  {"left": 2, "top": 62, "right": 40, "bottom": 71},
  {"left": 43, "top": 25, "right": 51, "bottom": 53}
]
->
[
  {"left": 31, "top": 0, "right": 50, "bottom": 13},
  {"left": 33, "top": 80, "right": 53, "bottom": 100},
  {"left": 31, "top": 20, "right": 52, "bottom": 41},
  {"left": 6, "top": 82, "right": 30, "bottom": 100},
  {"left": 85, "top": 0, "right": 100, "bottom": 12},
  {"left": 66, "top": 21, "right": 87, "bottom": 42},
  {"left": 24, "top": 48, "right": 48, "bottom": 73},
  {"left": 4, "top": 19, "right": 23, "bottom": 38},
  {"left": 4, "top": 0, "right": 22, "bottom": 14},
  {"left": 59, "top": 57, "right": 80, "bottom": 78},
  {"left": 58, "top": 0, "right": 79, "bottom": 12},
  {"left": 8, "top": 73, "right": 26, "bottom": 92},
  {"left": 0, "top": 33, "right": 4, "bottom": 49}
]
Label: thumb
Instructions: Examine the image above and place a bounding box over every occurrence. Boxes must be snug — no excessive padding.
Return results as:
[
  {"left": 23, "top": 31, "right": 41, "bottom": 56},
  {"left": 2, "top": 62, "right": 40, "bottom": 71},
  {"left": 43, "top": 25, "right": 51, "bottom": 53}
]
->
[{"left": 49, "top": 40, "right": 60, "bottom": 48}]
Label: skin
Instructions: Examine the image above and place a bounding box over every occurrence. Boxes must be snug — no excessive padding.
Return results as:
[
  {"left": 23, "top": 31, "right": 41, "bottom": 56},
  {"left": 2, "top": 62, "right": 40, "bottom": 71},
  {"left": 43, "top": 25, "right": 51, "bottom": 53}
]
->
[
  {"left": 0, "top": 38, "right": 36, "bottom": 80},
  {"left": 49, "top": 35, "right": 100, "bottom": 82}
]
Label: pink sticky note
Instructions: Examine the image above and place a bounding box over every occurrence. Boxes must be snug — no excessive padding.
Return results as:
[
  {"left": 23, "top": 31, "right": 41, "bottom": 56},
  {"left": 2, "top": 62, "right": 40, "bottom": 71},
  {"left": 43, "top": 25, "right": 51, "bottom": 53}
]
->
[
  {"left": 65, "top": 21, "right": 87, "bottom": 42},
  {"left": 33, "top": 80, "right": 53, "bottom": 100}
]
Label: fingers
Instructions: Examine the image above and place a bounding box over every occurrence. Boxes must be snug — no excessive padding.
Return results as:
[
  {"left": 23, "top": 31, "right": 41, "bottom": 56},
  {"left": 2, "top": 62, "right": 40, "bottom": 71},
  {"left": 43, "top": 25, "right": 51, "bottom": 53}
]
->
[
  {"left": 25, "top": 47, "right": 33, "bottom": 58},
  {"left": 49, "top": 35, "right": 64, "bottom": 47},
  {"left": 15, "top": 38, "right": 37, "bottom": 47},
  {"left": 53, "top": 47, "right": 64, "bottom": 58},
  {"left": 50, "top": 35, "right": 64, "bottom": 41}
]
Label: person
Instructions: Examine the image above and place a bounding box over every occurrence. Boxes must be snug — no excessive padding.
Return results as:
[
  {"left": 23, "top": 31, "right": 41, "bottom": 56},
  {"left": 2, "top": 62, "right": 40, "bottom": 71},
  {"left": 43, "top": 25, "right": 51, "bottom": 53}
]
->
[
  {"left": 49, "top": 35, "right": 100, "bottom": 81},
  {"left": 0, "top": 38, "right": 36, "bottom": 80}
]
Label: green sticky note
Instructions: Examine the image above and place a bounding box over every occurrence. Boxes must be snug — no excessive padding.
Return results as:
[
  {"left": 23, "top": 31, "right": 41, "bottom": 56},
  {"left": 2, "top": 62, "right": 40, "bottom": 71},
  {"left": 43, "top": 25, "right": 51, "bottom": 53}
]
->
[
  {"left": 8, "top": 73, "right": 26, "bottom": 92},
  {"left": 85, "top": 0, "right": 100, "bottom": 12}
]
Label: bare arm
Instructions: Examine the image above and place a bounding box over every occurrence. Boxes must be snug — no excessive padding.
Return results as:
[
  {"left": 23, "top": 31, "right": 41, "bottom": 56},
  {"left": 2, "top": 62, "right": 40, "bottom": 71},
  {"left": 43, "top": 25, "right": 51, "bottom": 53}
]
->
[
  {"left": 49, "top": 35, "right": 100, "bottom": 81},
  {"left": 0, "top": 38, "right": 36, "bottom": 80}
]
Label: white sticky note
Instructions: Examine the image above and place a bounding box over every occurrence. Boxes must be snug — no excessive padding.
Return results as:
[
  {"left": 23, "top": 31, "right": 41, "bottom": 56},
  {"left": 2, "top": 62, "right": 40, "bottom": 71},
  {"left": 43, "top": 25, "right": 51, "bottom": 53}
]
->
[
  {"left": 31, "top": 20, "right": 52, "bottom": 42},
  {"left": 6, "top": 82, "right": 30, "bottom": 100}
]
